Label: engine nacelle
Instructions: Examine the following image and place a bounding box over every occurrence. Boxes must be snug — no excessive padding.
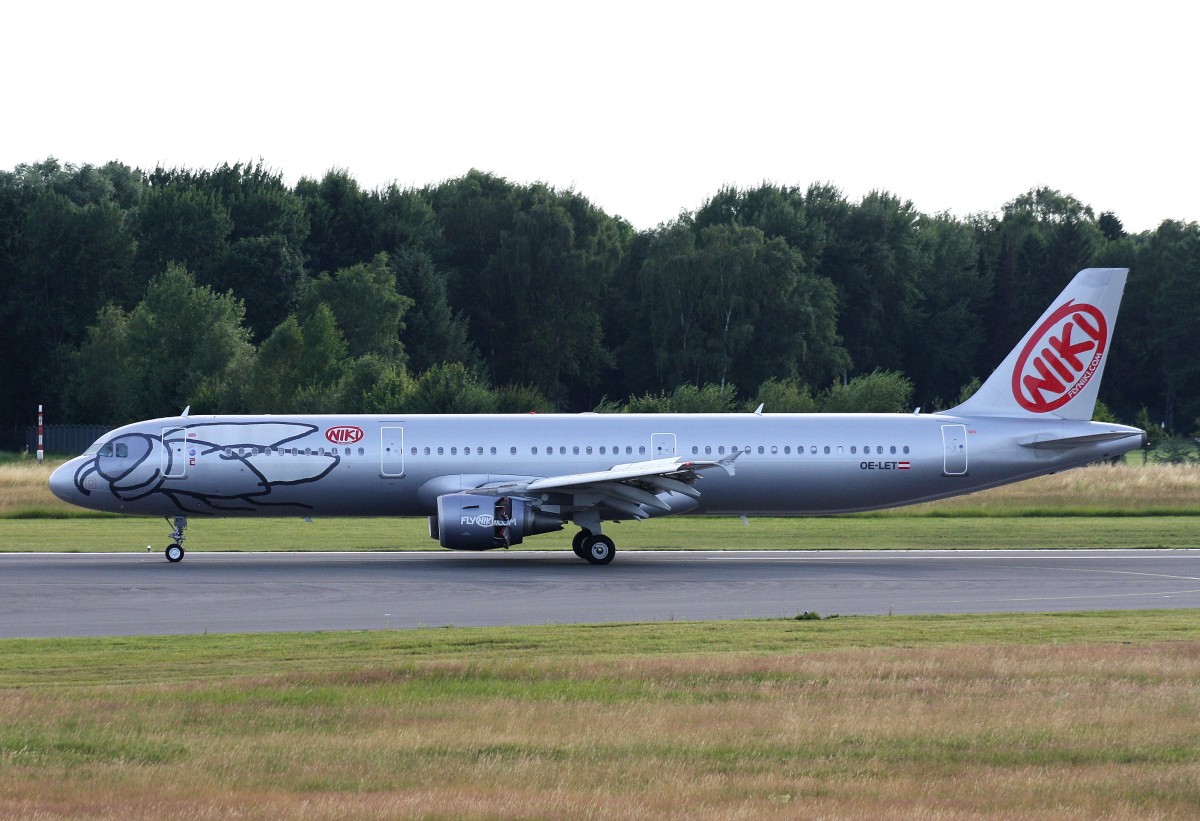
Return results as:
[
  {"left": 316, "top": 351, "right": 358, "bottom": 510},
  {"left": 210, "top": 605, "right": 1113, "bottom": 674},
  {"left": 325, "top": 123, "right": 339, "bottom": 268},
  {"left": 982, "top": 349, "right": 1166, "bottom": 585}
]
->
[{"left": 434, "top": 494, "right": 563, "bottom": 550}]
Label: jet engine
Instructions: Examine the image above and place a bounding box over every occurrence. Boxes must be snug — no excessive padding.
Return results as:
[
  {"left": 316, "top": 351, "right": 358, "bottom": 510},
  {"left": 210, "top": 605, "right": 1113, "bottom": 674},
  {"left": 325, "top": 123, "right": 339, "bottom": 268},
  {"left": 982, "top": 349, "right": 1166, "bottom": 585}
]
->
[{"left": 433, "top": 494, "right": 563, "bottom": 550}]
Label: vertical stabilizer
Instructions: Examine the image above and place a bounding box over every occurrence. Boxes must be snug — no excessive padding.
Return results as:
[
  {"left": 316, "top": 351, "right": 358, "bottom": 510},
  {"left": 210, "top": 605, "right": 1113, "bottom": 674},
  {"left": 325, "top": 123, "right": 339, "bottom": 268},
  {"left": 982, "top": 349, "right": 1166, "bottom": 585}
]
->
[{"left": 949, "top": 268, "right": 1128, "bottom": 420}]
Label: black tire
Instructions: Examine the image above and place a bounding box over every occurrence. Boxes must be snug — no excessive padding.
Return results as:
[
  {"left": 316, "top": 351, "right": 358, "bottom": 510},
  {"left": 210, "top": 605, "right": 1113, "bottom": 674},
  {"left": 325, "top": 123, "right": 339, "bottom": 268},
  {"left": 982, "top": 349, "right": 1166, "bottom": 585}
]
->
[
  {"left": 572, "top": 529, "right": 591, "bottom": 558},
  {"left": 583, "top": 534, "right": 615, "bottom": 565},
  {"left": 165, "top": 543, "right": 185, "bottom": 563}
]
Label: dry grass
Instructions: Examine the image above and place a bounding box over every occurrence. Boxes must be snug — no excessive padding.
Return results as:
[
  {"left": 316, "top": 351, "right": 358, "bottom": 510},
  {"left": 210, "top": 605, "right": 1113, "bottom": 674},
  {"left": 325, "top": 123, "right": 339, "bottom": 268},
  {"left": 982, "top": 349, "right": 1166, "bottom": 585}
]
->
[
  {"left": 902, "top": 462, "right": 1200, "bottom": 515},
  {"left": 0, "top": 460, "right": 75, "bottom": 515},
  {"left": 1, "top": 617, "right": 1199, "bottom": 819}
]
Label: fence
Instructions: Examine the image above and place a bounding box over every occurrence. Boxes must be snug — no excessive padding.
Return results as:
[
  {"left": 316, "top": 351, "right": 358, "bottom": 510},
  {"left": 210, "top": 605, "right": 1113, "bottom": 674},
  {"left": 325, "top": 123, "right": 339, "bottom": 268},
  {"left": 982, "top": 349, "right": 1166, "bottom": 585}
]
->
[{"left": 23, "top": 424, "right": 110, "bottom": 456}]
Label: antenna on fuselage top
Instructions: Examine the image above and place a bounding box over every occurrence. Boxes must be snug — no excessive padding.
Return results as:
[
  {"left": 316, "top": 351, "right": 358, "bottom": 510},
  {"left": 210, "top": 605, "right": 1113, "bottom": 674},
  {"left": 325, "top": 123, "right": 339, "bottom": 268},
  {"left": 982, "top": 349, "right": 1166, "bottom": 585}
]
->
[{"left": 181, "top": 406, "right": 190, "bottom": 417}]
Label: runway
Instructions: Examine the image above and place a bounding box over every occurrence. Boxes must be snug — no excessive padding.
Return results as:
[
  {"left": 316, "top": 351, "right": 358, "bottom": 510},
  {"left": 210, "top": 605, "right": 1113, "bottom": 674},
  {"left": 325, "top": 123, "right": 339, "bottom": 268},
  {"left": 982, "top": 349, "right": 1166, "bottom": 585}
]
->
[{"left": 2, "top": 549, "right": 1200, "bottom": 638}]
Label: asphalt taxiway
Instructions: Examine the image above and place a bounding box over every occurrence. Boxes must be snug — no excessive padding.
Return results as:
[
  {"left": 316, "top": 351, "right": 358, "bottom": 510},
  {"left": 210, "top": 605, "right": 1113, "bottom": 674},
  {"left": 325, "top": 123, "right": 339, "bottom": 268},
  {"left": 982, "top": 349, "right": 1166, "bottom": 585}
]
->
[{"left": 2, "top": 549, "right": 1199, "bottom": 638}]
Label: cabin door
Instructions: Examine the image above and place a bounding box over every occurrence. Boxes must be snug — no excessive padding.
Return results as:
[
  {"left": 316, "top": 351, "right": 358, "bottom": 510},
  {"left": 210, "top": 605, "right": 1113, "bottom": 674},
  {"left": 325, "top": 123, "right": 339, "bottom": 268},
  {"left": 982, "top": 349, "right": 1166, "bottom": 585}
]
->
[
  {"left": 651, "top": 432, "right": 677, "bottom": 458},
  {"left": 381, "top": 427, "right": 405, "bottom": 476},
  {"left": 161, "top": 428, "right": 188, "bottom": 478},
  {"left": 941, "top": 424, "right": 968, "bottom": 476}
]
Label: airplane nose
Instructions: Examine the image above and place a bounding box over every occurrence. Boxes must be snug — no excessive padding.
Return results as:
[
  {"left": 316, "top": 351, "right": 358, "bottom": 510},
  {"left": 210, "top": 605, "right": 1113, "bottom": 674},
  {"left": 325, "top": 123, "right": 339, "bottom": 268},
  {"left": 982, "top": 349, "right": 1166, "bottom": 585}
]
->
[{"left": 49, "top": 462, "right": 78, "bottom": 503}]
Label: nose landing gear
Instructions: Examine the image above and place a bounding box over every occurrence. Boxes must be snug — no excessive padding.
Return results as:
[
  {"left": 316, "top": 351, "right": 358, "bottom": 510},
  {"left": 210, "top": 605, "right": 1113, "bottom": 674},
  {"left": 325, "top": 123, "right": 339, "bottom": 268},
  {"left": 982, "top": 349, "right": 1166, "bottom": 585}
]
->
[{"left": 164, "top": 516, "right": 188, "bottom": 562}]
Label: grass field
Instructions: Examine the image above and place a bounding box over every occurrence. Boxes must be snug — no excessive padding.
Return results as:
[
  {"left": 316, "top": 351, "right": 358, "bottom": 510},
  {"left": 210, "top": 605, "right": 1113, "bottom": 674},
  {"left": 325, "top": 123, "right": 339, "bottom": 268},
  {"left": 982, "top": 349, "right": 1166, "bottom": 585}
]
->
[
  {"left": 2, "top": 612, "right": 1199, "bottom": 819},
  {"left": 2, "top": 513, "right": 1199, "bottom": 554}
]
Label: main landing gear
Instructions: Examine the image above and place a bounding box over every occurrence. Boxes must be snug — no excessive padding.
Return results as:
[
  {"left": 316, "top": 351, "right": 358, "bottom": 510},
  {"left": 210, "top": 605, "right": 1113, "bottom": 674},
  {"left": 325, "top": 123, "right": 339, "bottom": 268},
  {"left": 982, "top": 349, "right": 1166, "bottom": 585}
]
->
[
  {"left": 164, "top": 515, "right": 188, "bottom": 563},
  {"left": 572, "top": 529, "right": 615, "bottom": 565}
]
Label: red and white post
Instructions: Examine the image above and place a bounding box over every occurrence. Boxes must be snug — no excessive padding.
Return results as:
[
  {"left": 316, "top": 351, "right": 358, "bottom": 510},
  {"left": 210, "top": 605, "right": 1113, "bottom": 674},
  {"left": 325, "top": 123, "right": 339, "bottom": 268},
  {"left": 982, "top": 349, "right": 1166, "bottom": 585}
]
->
[{"left": 37, "top": 405, "right": 44, "bottom": 462}]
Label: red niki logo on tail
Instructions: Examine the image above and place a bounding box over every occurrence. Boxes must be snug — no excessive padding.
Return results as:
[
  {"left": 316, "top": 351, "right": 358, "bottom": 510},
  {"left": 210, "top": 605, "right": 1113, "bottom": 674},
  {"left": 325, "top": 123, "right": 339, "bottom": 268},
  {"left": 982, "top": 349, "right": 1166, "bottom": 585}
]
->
[{"left": 1011, "top": 300, "right": 1108, "bottom": 413}]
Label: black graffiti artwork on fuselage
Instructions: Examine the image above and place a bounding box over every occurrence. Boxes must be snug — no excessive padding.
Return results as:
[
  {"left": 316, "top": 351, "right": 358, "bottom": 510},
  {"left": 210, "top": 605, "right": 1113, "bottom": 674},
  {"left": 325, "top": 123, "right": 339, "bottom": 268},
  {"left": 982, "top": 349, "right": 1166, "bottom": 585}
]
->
[{"left": 72, "top": 422, "right": 340, "bottom": 514}]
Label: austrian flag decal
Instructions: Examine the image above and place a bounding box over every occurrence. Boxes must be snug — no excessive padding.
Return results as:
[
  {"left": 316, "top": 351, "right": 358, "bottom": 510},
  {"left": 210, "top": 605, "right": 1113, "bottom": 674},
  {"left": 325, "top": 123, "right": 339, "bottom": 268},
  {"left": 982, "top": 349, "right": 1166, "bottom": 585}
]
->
[{"left": 1012, "top": 300, "right": 1108, "bottom": 414}]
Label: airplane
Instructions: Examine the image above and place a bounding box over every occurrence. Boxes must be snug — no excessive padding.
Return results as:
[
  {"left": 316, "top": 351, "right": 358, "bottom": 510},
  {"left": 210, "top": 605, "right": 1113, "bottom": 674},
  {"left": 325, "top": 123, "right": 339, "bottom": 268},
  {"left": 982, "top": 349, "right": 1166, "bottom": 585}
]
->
[{"left": 50, "top": 267, "right": 1146, "bottom": 564}]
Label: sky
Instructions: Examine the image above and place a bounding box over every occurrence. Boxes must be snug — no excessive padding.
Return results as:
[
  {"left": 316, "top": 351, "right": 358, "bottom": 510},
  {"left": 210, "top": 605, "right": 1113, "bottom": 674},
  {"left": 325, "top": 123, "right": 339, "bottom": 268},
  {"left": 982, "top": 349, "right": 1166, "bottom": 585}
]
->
[{"left": 3, "top": 0, "right": 1197, "bottom": 233}]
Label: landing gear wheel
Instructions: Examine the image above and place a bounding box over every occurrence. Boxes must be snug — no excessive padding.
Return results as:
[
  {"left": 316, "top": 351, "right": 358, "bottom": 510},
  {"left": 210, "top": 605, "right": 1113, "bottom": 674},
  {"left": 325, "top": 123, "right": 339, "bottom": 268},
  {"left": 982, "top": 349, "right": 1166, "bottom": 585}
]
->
[
  {"left": 582, "top": 534, "right": 615, "bottom": 565},
  {"left": 572, "top": 529, "right": 592, "bottom": 559},
  {"left": 164, "top": 516, "right": 188, "bottom": 563}
]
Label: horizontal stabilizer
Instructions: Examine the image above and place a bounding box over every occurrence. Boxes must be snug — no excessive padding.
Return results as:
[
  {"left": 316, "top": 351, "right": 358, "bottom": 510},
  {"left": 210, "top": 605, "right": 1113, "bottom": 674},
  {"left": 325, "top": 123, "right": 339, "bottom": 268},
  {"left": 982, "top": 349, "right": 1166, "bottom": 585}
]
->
[{"left": 1018, "top": 431, "right": 1145, "bottom": 450}]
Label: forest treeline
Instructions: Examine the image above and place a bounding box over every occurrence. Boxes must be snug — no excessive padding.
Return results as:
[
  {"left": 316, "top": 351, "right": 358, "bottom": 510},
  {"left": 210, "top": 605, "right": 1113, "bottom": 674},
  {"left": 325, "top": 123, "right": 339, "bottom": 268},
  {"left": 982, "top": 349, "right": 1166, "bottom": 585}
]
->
[{"left": 1, "top": 158, "right": 1197, "bottom": 448}]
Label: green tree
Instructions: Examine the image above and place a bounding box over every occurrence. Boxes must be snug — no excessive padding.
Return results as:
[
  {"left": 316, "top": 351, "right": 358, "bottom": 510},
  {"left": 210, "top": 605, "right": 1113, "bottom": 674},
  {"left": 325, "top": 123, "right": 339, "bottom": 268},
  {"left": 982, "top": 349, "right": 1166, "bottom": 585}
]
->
[
  {"left": 299, "top": 253, "right": 413, "bottom": 361},
  {"left": 494, "top": 383, "right": 554, "bottom": 413},
  {"left": 1137, "top": 220, "right": 1200, "bottom": 429},
  {"left": 637, "top": 221, "right": 846, "bottom": 392},
  {"left": 472, "top": 192, "right": 617, "bottom": 406},
  {"left": 65, "top": 265, "right": 254, "bottom": 423},
  {"left": 819, "top": 371, "right": 914, "bottom": 413},
  {"left": 296, "top": 169, "right": 382, "bottom": 275},
  {"left": 243, "top": 304, "right": 351, "bottom": 413},
  {"left": 812, "top": 190, "right": 923, "bottom": 375},
  {"left": 668, "top": 383, "right": 740, "bottom": 412},
  {"left": 753, "top": 377, "right": 818, "bottom": 413},
  {"left": 134, "top": 183, "right": 233, "bottom": 279},
  {"left": 402, "top": 362, "right": 497, "bottom": 413},
  {"left": 903, "top": 214, "right": 991, "bottom": 406},
  {"left": 393, "top": 248, "right": 477, "bottom": 372}
]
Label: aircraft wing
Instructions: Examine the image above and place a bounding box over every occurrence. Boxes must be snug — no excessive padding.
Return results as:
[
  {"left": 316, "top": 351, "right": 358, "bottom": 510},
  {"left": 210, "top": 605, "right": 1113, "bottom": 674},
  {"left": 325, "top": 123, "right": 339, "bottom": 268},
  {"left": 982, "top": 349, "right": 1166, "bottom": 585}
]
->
[
  {"left": 469, "top": 453, "right": 739, "bottom": 520},
  {"left": 526, "top": 454, "right": 737, "bottom": 492}
]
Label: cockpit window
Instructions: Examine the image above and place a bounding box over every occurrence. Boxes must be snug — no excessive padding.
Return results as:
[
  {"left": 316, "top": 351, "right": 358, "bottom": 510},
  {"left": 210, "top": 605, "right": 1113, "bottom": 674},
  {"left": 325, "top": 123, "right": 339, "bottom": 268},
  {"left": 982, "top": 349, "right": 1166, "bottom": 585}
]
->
[{"left": 95, "top": 443, "right": 128, "bottom": 458}]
